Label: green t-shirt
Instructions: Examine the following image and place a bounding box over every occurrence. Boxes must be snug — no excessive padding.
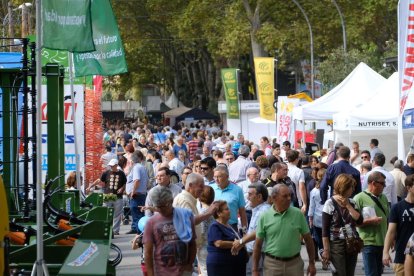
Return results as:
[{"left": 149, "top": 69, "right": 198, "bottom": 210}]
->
[
  {"left": 256, "top": 206, "right": 309, "bottom": 257},
  {"left": 353, "top": 190, "right": 389, "bottom": 246}
]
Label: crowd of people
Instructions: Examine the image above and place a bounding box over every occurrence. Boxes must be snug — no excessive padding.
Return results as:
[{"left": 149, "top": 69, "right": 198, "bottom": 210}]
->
[{"left": 86, "top": 118, "right": 414, "bottom": 276}]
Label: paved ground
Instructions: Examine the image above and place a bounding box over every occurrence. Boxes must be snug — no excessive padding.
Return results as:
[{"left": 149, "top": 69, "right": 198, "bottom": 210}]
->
[{"left": 113, "top": 223, "right": 395, "bottom": 276}]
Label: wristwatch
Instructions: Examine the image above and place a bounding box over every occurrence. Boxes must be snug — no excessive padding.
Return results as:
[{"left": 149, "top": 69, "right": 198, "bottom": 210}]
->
[{"left": 239, "top": 238, "right": 243, "bottom": 245}]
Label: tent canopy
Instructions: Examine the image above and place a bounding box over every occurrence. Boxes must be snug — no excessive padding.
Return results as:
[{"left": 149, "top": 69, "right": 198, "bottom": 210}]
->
[
  {"left": 333, "top": 72, "right": 399, "bottom": 131},
  {"left": 176, "top": 108, "right": 219, "bottom": 121},
  {"left": 163, "top": 106, "right": 190, "bottom": 117},
  {"left": 292, "top": 62, "right": 386, "bottom": 121},
  {"left": 165, "top": 92, "right": 185, "bottom": 109}
]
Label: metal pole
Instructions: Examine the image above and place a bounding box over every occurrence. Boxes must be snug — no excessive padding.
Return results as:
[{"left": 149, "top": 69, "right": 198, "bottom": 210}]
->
[
  {"left": 21, "top": 4, "right": 27, "bottom": 38},
  {"left": 274, "top": 58, "right": 278, "bottom": 130},
  {"left": 69, "top": 54, "right": 82, "bottom": 190},
  {"left": 34, "top": 0, "right": 48, "bottom": 274},
  {"left": 332, "top": 0, "right": 347, "bottom": 53},
  {"left": 236, "top": 69, "right": 242, "bottom": 134},
  {"left": 8, "top": 2, "right": 14, "bottom": 51},
  {"left": 291, "top": 0, "right": 314, "bottom": 100}
]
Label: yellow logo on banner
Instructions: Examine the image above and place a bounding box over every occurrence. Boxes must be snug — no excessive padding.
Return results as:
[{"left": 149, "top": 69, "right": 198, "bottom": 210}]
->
[
  {"left": 258, "top": 62, "right": 270, "bottom": 71},
  {"left": 228, "top": 88, "right": 236, "bottom": 97},
  {"left": 224, "top": 72, "right": 234, "bottom": 80}
]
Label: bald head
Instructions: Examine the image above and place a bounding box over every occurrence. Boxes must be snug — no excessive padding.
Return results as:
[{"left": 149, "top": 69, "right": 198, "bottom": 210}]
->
[{"left": 246, "top": 167, "right": 259, "bottom": 182}]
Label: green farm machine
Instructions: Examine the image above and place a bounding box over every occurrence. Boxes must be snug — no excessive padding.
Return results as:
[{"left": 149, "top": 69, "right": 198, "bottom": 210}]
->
[{"left": 0, "top": 38, "right": 119, "bottom": 275}]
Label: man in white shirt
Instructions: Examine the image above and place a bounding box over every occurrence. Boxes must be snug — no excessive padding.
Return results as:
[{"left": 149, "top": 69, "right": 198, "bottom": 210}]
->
[
  {"left": 165, "top": 150, "right": 185, "bottom": 177},
  {"left": 286, "top": 150, "right": 307, "bottom": 214}
]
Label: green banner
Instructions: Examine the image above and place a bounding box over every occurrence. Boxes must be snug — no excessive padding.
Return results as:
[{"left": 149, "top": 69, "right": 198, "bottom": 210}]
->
[
  {"left": 42, "top": 0, "right": 95, "bottom": 52},
  {"left": 221, "top": 68, "right": 240, "bottom": 119},
  {"left": 28, "top": 35, "right": 92, "bottom": 85},
  {"left": 73, "top": 0, "right": 128, "bottom": 77}
]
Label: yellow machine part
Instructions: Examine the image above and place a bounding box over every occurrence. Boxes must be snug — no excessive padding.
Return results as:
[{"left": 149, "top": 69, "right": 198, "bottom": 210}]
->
[{"left": 0, "top": 175, "right": 9, "bottom": 275}]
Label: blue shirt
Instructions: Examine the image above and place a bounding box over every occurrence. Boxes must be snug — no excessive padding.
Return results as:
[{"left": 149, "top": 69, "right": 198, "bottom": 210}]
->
[
  {"left": 246, "top": 202, "right": 270, "bottom": 252},
  {"left": 320, "top": 160, "right": 361, "bottom": 204},
  {"left": 308, "top": 188, "right": 323, "bottom": 228},
  {"left": 211, "top": 182, "right": 246, "bottom": 225},
  {"left": 127, "top": 163, "right": 149, "bottom": 194},
  {"left": 173, "top": 144, "right": 188, "bottom": 157}
]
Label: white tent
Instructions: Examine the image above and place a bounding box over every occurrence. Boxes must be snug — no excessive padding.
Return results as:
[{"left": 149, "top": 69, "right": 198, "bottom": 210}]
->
[
  {"left": 165, "top": 92, "right": 185, "bottom": 109},
  {"left": 292, "top": 62, "right": 386, "bottom": 121},
  {"left": 332, "top": 73, "right": 405, "bottom": 166}
]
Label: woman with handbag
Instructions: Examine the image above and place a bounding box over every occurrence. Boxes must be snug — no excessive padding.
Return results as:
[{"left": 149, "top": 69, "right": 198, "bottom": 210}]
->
[
  {"left": 321, "top": 174, "right": 363, "bottom": 276},
  {"left": 207, "top": 200, "right": 248, "bottom": 276}
]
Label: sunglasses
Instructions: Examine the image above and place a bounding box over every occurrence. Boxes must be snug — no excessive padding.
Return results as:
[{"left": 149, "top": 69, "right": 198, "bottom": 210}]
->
[{"left": 200, "top": 167, "right": 210, "bottom": 171}]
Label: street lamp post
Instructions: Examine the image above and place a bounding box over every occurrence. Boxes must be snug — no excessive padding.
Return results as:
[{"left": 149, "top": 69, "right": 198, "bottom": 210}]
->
[
  {"left": 332, "top": 0, "right": 347, "bottom": 53},
  {"left": 291, "top": 0, "right": 314, "bottom": 100}
]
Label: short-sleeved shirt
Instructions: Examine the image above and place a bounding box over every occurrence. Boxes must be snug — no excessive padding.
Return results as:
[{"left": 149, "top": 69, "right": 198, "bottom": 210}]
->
[
  {"left": 126, "top": 163, "right": 149, "bottom": 195},
  {"left": 207, "top": 221, "right": 247, "bottom": 265},
  {"left": 173, "top": 144, "right": 187, "bottom": 157},
  {"left": 353, "top": 191, "right": 389, "bottom": 246},
  {"left": 287, "top": 163, "right": 305, "bottom": 206},
  {"left": 173, "top": 190, "right": 202, "bottom": 248},
  {"left": 145, "top": 183, "right": 182, "bottom": 217},
  {"left": 256, "top": 206, "right": 309, "bottom": 258},
  {"left": 211, "top": 182, "right": 246, "bottom": 225},
  {"left": 246, "top": 202, "right": 271, "bottom": 253},
  {"left": 405, "top": 233, "right": 414, "bottom": 256},
  {"left": 100, "top": 170, "right": 127, "bottom": 198},
  {"left": 322, "top": 198, "right": 358, "bottom": 241},
  {"left": 389, "top": 199, "right": 414, "bottom": 264},
  {"left": 143, "top": 213, "right": 195, "bottom": 276}
]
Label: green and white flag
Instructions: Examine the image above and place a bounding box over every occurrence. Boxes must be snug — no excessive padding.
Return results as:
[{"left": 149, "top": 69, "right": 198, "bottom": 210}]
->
[
  {"left": 42, "top": 0, "right": 95, "bottom": 52},
  {"left": 221, "top": 68, "right": 240, "bottom": 119},
  {"left": 73, "top": 0, "right": 128, "bottom": 76}
]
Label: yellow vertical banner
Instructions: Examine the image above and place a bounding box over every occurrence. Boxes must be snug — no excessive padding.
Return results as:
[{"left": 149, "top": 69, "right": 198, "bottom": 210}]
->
[{"left": 254, "top": 57, "right": 275, "bottom": 121}]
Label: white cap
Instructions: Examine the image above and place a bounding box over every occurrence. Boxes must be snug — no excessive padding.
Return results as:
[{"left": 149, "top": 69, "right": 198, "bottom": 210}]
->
[{"left": 108, "top": 159, "right": 118, "bottom": 167}]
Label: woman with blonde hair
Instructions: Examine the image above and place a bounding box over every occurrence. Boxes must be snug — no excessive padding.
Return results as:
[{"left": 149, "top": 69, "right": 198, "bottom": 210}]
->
[{"left": 321, "top": 174, "right": 363, "bottom": 276}]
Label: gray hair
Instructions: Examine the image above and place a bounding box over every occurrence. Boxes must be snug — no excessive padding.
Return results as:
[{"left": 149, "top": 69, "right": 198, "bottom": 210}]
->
[
  {"left": 185, "top": 173, "right": 203, "bottom": 190},
  {"left": 394, "top": 159, "right": 404, "bottom": 169},
  {"left": 131, "top": 150, "right": 144, "bottom": 163},
  {"left": 214, "top": 165, "right": 229, "bottom": 176},
  {"left": 150, "top": 186, "right": 173, "bottom": 207},
  {"left": 271, "top": 183, "right": 288, "bottom": 197},
  {"left": 239, "top": 145, "right": 250, "bottom": 157}
]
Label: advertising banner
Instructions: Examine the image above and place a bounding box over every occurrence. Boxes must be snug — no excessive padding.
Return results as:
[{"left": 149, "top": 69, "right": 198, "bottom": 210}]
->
[
  {"left": 73, "top": 0, "right": 128, "bottom": 76},
  {"left": 42, "top": 0, "right": 95, "bottom": 52},
  {"left": 221, "top": 68, "right": 240, "bottom": 119},
  {"left": 277, "top": 96, "right": 299, "bottom": 144},
  {"left": 254, "top": 57, "right": 275, "bottom": 121}
]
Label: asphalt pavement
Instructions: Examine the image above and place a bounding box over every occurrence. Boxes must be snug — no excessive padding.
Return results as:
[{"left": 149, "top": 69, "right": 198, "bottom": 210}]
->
[{"left": 113, "top": 223, "right": 395, "bottom": 276}]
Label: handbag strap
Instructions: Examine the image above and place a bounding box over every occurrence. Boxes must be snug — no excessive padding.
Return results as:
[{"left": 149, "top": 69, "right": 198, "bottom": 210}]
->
[
  {"left": 363, "top": 191, "right": 387, "bottom": 217},
  {"left": 229, "top": 225, "right": 241, "bottom": 240},
  {"left": 331, "top": 197, "right": 346, "bottom": 227}
]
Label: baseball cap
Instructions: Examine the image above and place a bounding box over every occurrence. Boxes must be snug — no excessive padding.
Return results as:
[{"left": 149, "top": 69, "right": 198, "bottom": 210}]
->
[{"left": 108, "top": 159, "right": 118, "bottom": 167}]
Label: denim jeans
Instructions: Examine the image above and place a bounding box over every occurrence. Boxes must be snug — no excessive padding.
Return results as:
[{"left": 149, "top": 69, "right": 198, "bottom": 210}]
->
[
  {"left": 362, "top": 245, "right": 384, "bottom": 276},
  {"left": 129, "top": 194, "right": 146, "bottom": 233}
]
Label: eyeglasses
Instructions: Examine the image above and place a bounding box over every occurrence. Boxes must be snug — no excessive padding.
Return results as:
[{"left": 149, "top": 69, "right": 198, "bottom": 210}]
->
[
  {"left": 200, "top": 167, "right": 210, "bottom": 171},
  {"left": 375, "top": 180, "right": 386, "bottom": 186},
  {"left": 361, "top": 156, "right": 369, "bottom": 160}
]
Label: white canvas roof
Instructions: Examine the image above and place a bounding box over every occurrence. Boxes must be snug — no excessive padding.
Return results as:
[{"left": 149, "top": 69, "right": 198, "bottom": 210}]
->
[
  {"left": 165, "top": 92, "right": 185, "bottom": 109},
  {"left": 292, "top": 62, "right": 386, "bottom": 121},
  {"left": 333, "top": 72, "right": 399, "bottom": 131}
]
